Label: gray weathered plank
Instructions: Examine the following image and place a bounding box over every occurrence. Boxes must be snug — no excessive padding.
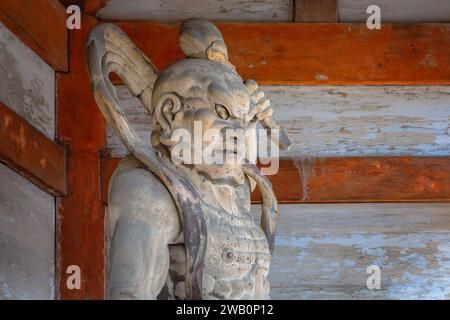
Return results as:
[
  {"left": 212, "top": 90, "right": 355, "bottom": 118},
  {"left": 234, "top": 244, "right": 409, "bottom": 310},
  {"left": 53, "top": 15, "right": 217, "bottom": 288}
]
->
[
  {"left": 0, "top": 163, "right": 55, "bottom": 299},
  {"left": 266, "top": 86, "right": 450, "bottom": 157},
  {"left": 96, "top": 0, "right": 450, "bottom": 22},
  {"left": 106, "top": 85, "right": 152, "bottom": 157},
  {"left": 0, "top": 22, "right": 55, "bottom": 139},
  {"left": 107, "top": 85, "right": 450, "bottom": 157},
  {"left": 97, "top": 0, "right": 293, "bottom": 22},
  {"left": 339, "top": 0, "right": 450, "bottom": 22},
  {"left": 251, "top": 203, "right": 450, "bottom": 299}
]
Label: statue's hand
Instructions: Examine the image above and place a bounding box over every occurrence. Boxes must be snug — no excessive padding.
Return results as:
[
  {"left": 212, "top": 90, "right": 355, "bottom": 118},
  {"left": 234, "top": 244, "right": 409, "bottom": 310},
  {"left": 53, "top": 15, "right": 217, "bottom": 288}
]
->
[
  {"left": 244, "top": 79, "right": 292, "bottom": 151},
  {"left": 244, "top": 79, "right": 274, "bottom": 124}
]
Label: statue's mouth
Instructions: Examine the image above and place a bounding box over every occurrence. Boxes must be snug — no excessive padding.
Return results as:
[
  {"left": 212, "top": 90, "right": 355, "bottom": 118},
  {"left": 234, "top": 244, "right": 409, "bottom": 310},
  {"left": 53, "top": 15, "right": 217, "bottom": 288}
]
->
[{"left": 208, "top": 147, "right": 245, "bottom": 166}]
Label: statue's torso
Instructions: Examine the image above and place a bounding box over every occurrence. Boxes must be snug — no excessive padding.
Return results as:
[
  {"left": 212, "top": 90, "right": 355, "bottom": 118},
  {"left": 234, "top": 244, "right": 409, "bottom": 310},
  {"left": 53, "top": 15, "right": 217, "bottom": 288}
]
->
[
  {"left": 203, "top": 206, "right": 271, "bottom": 299},
  {"left": 108, "top": 156, "right": 271, "bottom": 300},
  {"left": 168, "top": 181, "right": 271, "bottom": 300}
]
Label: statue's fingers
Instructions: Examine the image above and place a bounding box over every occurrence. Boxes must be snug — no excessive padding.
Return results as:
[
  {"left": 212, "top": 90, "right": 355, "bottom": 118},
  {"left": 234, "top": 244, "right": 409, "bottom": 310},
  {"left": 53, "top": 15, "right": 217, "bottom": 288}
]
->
[
  {"left": 247, "top": 97, "right": 270, "bottom": 120},
  {"left": 256, "top": 97, "right": 271, "bottom": 112},
  {"left": 244, "top": 79, "right": 258, "bottom": 95},
  {"left": 251, "top": 89, "right": 265, "bottom": 104},
  {"left": 256, "top": 107, "right": 273, "bottom": 121}
]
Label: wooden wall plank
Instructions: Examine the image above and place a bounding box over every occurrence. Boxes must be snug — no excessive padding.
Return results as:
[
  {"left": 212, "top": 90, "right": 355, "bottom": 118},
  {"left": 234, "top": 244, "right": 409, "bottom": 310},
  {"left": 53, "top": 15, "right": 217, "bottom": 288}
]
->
[
  {"left": 96, "top": 0, "right": 293, "bottom": 22},
  {"left": 0, "top": 163, "right": 55, "bottom": 299},
  {"left": 340, "top": 0, "right": 450, "bottom": 23},
  {"left": 0, "top": 22, "right": 55, "bottom": 139},
  {"left": 254, "top": 203, "right": 450, "bottom": 299},
  {"left": 56, "top": 15, "right": 105, "bottom": 299},
  {"left": 0, "top": 101, "right": 66, "bottom": 196},
  {"left": 102, "top": 156, "right": 450, "bottom": 204},
  {"left": 107, "top": 85, "right": 450, "bottom": 158},
  {"left": 0, "top": 0, "right": 68, "bottom": 71},
  {"left": 113, "top": 21, "right": 450, "bottom": 85},
  {"left": 105, "top": 86, "right": 151, "bottom": 158},
  {"left": 295, "top": 0, "right": 338, "bottom": 22},
  {"left": 268, "top": 85, "right": 450, "bottom": 157}
]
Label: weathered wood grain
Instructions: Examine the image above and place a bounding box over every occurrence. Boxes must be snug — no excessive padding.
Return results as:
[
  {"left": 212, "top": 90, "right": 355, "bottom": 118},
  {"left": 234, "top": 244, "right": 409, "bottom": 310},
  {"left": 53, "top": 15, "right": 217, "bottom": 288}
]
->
[
  {"left": 252, "top": 203, "right": 450, "bottom": 299},
  {"left": 57, "top": 15, "right": 105, "bottom": 299},
  {"left": 295, "top": 0, "right": 338, "bottom": 22},
  {"left": 266, "top": 86, "right": 450, "bottom": 157},
  {"left": 340, "top": 0, "right": 450, "bottom": 23},
  {"left": 258, "top": 156, "right": 450, "bottom": 203},
  {"left": 102, "top": 156, "right": 450, "bottom": 204},
  {"left": 0, "top": 101, "right": 66, "bottom": 196},
  {"left": 0, "top": 0, "right": 68, "bottom": 71},
  {"left": 59, "top": 0, "right": 108, "bottom": 15},
  {"left": 107, "top": 85, "right": 450, "bottom": 158},
  {"left": 96, "top": 0, "right": 293, "bottom": 22},
  {"left": 0, "top": 22, "right": 55, "bottom": 139},
  {"left": 105, "top": 86, "right": 151, "bottom": 158},
  {"left": 83, "top": 0, "right": 450, "bottom": 23},
  {"left": 113, "top": 21, "right": 450, "bottom": 85},
  {"left": 0, "top": 163, "right": 55, "bottom": 299}
]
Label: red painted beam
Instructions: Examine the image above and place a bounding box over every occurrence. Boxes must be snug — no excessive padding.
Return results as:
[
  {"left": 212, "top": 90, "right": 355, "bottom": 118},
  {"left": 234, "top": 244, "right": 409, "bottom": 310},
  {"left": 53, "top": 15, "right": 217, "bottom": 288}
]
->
[
  {"left": 0, "top": 101, "right": 66, "bottom": 196},
  {"left": 110, "top": 21, "right": 450, "bottom": 85},
  {"left": 102, "top": 156, "right": 450, "bottom": 204},
  {"left": 0, "top": 0, "right": 68, "bottom": 71}
]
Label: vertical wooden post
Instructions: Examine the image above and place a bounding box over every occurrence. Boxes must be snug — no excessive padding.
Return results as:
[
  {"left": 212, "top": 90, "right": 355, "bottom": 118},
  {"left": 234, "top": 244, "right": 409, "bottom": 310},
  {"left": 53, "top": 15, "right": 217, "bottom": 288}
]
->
[{"left": 56, "top": 15, "right": 106, "bottom": 299}]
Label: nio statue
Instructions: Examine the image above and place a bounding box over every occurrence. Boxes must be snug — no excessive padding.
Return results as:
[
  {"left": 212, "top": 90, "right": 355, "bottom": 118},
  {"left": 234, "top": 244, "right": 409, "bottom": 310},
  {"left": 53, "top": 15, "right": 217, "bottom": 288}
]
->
[{"left": 85, "top": 19, "right": 290, "bottom": 300}]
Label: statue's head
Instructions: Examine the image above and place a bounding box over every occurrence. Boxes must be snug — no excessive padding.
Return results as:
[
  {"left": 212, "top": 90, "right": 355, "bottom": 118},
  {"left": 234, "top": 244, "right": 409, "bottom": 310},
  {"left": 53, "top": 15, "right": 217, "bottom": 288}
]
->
[{"left": 150, "top": 19, "right": 257, "bottom": 185}]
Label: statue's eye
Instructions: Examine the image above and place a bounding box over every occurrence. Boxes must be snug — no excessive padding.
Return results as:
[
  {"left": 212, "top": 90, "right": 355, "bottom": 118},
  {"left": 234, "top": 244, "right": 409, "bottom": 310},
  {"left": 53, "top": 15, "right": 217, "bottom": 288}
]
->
[{"left": 215, "top": 104, "right": 230, "bottom": 120}]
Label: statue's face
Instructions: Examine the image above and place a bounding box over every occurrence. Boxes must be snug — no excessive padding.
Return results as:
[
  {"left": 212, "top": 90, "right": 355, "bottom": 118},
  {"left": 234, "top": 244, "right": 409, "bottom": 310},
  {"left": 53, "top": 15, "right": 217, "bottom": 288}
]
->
[{"left": 152, "top": 59, "right": 257, "bottom": 184}]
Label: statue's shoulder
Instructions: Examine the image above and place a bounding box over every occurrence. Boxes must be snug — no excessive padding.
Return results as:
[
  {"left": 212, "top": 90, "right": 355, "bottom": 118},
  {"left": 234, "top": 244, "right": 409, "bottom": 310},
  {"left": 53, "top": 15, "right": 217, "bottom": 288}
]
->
[
  {"left": 107, "top": 155, "right": 182, "bottom": 245},
  {"left": 108, "top": 155, "right": 177, "bottom": 215}
]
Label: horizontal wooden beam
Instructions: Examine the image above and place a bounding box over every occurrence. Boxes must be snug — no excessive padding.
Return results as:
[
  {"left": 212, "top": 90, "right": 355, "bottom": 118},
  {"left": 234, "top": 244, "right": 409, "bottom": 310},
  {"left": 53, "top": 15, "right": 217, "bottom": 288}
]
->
[
  {"left": 59, "top": 0, "right": 107, "bottom": 15},
  {"left": 101, "top": 156, "right": 450, "bottom": 204},
  {"left": 295, "top": 0, "right": 338, "bottom": 22},
  {"left": 256, "top": 156, "right": 450, "bottom": 203},
  {"left": 0, "top": 101, "right": 66, "bottom": 196},
  {"left": 112, "top": 21, "right": 450, "bottom": 85},
  {"left": 0, "top": 0, "right": 68, "bottom": 71}
]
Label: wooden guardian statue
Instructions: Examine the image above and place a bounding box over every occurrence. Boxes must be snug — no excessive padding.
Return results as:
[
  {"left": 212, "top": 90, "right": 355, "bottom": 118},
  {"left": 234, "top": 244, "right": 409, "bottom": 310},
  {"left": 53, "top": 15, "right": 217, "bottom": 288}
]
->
[{"left": 85, "top": 19, "right": 291, "bottom": 300}]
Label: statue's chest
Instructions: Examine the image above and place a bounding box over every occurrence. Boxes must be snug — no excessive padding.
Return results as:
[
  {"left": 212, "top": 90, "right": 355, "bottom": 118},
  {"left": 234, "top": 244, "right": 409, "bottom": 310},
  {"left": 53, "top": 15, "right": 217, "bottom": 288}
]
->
[{"left": 202, "top": 207, "right": 271, "bottom": 281}]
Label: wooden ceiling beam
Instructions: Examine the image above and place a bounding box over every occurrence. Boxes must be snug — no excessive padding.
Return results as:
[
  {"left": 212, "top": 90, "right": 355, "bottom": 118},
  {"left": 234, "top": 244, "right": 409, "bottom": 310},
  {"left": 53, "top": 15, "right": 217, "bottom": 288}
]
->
[
  {"left": 111, "top": 21, "right": 450, "bottom": 85},
  {"left": 59, "top": 0, "right": 107, "bottom": 15},
  {"left": 294, "top": 0, "right": 339, "bottom": 22}
]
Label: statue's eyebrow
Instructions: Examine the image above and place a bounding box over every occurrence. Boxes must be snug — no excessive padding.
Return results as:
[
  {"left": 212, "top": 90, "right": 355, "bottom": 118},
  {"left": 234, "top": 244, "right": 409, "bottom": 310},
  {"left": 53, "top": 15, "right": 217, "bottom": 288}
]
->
[{"left": 208, "top": 85, "right": 235, "bottom": 108}]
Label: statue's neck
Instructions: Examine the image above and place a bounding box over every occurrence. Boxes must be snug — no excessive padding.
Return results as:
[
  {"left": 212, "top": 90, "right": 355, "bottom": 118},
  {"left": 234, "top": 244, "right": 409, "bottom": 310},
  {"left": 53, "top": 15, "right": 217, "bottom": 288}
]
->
[{"left": 177, "top": 165, "right": 251, "bottom": 215}]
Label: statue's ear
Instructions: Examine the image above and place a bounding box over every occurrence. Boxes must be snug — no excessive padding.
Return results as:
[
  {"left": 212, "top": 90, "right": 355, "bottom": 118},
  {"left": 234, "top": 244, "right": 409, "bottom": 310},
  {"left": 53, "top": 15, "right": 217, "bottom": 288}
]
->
[{"left": 155, "top": 93, "right": 182, "bottom": 132}]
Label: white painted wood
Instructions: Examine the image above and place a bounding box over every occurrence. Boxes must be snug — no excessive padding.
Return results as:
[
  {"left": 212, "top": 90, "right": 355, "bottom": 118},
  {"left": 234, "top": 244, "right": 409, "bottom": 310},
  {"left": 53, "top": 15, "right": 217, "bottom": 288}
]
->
[
  {"left": 339, "top": 0, "right": 450, "bottom": 22},
  {"left": 97, "top": 0, "right": 293, "bottom": 21},
  {"left": 266, "top": 86, "right": 450, "bottom": 157},
  {"left": 97, "top": 0, "right": 449, "bottom": 22},
  {"left": 0, "top": 22, "right": 55, "bottom": 139},
  {"left": 251, "top": 203, "right": 450, "bottom": 299},
  {"left": 108, "top": 85, "right": 450, "bottom": 157},
  {"left": 0, "top": 164, "right": 55, "bottom": 299},
  {"left": 107, "top": 85, "right": 152, "bottom": 157}
]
